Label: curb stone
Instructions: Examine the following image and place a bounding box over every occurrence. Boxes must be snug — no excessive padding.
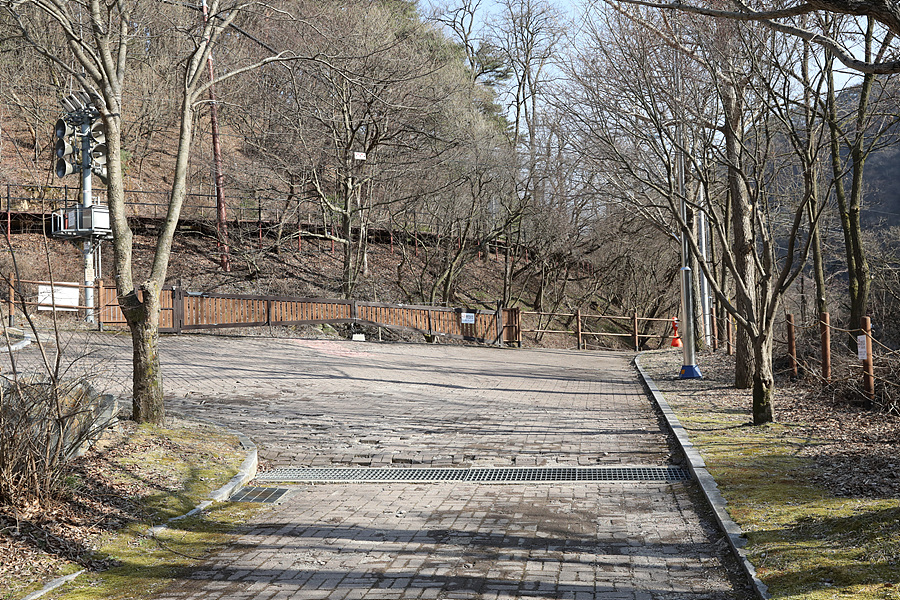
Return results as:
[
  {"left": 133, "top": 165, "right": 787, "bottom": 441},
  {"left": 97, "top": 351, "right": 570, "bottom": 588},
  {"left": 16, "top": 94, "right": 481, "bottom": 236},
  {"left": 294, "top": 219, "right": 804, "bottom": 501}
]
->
[
  {"left": 634, "top": 352, "right": 771, "bottom": 600},
  {"left": 19, "top": 422, "right": 258, "bottom": 600}
]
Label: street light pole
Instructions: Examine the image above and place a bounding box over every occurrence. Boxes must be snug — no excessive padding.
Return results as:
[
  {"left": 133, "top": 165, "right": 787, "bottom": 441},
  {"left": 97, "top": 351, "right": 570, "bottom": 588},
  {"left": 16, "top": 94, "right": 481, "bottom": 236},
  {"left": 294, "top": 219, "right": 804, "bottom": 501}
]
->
[
  {"left": 80, "top": 115, "right": 95, "bottom": 323},
  {"left": 674, "top": 30, "right": 701, "bottom": 380}
]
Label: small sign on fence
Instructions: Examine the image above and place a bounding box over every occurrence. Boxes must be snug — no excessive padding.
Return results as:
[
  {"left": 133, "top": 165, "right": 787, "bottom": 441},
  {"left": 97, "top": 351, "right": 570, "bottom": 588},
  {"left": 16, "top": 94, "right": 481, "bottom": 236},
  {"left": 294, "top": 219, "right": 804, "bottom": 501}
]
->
[
  {"left": 37, "top": 284, "right": 80, "bottom": 311},
  {"left": 461, "top": 312, "right": 475, "bottom": 324},
  {"left": 857, "top": 335, "right": 868, "bottom": 360}
]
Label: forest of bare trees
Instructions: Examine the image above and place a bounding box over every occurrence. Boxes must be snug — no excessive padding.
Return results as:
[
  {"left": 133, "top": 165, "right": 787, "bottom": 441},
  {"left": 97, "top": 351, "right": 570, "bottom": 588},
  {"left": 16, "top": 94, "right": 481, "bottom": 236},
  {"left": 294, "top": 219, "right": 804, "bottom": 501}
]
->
[{"left": 2, "top": 0, "right": 900, "bottom": 424}]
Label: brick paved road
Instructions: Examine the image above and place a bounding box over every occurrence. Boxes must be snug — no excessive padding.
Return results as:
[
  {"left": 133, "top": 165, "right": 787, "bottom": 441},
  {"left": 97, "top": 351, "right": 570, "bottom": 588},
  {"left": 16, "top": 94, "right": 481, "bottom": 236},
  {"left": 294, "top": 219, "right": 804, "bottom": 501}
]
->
[{"left": 4, "top": 331, "right": 749, "bottom": 598}]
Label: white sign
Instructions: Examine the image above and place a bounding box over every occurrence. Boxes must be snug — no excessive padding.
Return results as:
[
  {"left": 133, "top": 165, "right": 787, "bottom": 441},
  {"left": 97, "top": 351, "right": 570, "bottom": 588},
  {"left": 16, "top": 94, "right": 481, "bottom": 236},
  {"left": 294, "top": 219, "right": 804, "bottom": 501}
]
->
[
  {"left": 37, "top": 284, "right": 80, "bottom": 311},
  {"left": 353, "top": 151, "right": 367, "bottom": 161},
  {"left": 857, "top": 335, "right": 868, "bottom": 361},
  {"left": 460, "top": 312, "right": 475, "bottom": 324}
]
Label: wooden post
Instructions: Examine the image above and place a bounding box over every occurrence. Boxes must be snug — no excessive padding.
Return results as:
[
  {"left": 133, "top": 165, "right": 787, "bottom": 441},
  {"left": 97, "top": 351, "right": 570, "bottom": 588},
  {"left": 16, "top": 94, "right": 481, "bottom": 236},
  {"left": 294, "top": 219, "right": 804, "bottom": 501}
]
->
[
  {"left": 516, "top": 307, "right": 522, "bottom": 348},
  {"left": 632, "top": 311, "right": 639, "bottom": 352},
  {"left": 786, "top": 313, "right": 798, "bottom": 377},
  {"left": 726, "top": 317, "right": 733, "bottom": 356},
  {"left": 576, "top": 308, "right": 583, "bottom": 350},
  {"left": 820, "top": 312, "right": 831, "bottom": 381},
  {"left": 862, "top": 316, "right": 875, "bottom": 402},
  {"left": 495, "top": 301, "right": 503, "bottom": 347},
  {"left": 97, "top": 279, "right": 105, "bottom": 330},
  {"left": 711, "top": 312, "right": 718, "bottom": 351}
]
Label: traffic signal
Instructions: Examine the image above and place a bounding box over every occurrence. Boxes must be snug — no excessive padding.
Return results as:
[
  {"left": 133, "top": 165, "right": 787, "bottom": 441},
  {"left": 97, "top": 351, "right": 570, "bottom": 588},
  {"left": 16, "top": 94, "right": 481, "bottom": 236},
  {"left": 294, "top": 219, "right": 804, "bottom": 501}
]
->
[{"left": 54, "top": 118, "right": 79, "bottom": 178}]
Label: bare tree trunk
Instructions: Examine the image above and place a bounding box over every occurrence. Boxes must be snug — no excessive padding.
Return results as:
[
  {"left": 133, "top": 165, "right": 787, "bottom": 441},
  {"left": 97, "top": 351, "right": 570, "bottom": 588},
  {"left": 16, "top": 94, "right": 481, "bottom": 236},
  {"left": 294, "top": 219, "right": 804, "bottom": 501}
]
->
[
  {"left": 123, "top": 283, "right": 163, "bottom": 423},
  {"left": 751, "top": 326, "right": 775, "bottom": 424},
  {"left": 827, "top": 25, "right": 874, "bottom": 349},
  {"left": 722, "top": 81, "right": 755, "bottom": 388},
  {"left": 808, "top": 196, "right": 828, "bottom": 316}
]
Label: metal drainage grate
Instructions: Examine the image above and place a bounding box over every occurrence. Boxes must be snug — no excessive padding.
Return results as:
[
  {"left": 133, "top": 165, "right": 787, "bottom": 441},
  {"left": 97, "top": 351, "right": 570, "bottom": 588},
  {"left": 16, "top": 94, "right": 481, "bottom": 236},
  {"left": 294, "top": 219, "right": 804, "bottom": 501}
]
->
[
  {"left": 256, "top": 468, "right": 469, "bottom": 484},
  {"left": 466, "top": 466, "right": 690, "bottom": 483},
  {"left": 230, "top": 486, "right": 292, "bottom": 503},
  {"left": 254, "top": 466, "right": 690, "bottom": 484}
]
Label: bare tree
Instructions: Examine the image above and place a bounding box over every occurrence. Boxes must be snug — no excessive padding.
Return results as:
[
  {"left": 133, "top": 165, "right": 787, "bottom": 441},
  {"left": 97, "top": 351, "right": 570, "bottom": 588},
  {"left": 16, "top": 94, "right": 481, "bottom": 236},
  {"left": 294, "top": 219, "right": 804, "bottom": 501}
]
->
[
  {"left": 567, "top": 5, "right": 825, "bottom": 423},
  {"left": 604, "top": 0, "right": 900, "bottom": 74},
  {"left": 823, "top": 17, "right": 900, "bottom": 345},
  {"left": 235, "top": 0, "right": 479, "bottom": 298},
  {"left": 0, "top": 0, "right": 301, "bottom": 423}
]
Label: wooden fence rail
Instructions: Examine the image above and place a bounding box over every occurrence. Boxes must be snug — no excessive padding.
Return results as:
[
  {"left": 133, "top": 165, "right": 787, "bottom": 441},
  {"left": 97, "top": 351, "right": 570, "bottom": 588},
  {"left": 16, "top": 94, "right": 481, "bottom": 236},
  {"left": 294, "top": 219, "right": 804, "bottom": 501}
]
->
[
  {"left": 93, "top": 283, "right": 520, "bottom": 346},
  {"left": 520, "top": 310, "right": 674, "bottom": 351}
]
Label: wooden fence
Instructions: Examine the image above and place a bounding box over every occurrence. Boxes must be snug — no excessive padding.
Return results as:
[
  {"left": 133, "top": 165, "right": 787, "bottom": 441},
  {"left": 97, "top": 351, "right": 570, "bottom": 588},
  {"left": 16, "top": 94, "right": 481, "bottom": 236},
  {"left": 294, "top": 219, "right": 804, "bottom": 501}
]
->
[
  {"left": 93, "top": 283, "right": 520, "bottom": 346},
  {"left": 520, "top": 309, "right": 674, "bottom": 350}
]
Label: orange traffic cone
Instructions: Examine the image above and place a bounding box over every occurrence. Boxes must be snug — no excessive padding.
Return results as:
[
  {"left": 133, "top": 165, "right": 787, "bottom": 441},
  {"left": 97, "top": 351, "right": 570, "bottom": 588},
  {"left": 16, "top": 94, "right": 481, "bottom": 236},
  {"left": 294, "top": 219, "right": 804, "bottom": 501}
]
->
[{"left": 671, "top": 317, "right": 683, "bottom": 348}]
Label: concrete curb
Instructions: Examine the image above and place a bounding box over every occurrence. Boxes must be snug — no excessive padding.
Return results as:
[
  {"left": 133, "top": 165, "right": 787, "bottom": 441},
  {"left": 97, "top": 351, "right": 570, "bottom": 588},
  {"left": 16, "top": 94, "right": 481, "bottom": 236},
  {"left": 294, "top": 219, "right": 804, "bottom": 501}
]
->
[
  {"left": 2, "top": 328, "right": 32, "bottom": 352},
  {"left": 634, "top": 353, "right": 770, "bottom": 600},
  {"left": 19, "top": 422, "right": 258, "bottom": 600},
  {"left": 150, "top": 424, "right": 258, "bottom": 533},
  {"left": 20, "top": 570, "right": 86, "bottom": 600}
]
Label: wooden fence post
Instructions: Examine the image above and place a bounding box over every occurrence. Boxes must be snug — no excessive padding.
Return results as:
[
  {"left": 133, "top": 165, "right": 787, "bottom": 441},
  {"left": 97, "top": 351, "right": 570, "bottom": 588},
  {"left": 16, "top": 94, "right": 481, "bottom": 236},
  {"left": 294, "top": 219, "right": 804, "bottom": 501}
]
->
[
  {"left": 632, "top": 311, "right": 639, "bottom": 352},
  {"left": 516, "top": 308, "right": 522, "bottom": 348},
  {"left": 820, "top": 312, "right": 831, "bottom": 381},
  {"left": 786, "top": 313, "right": 798, "bottom": 377},
  {"left": 711, "top": 312, "right": 718, "bottom": 351},
  {"left": 97, "top": 279, "right": 104, "bottom": 331},
  {"left": 495, "top": 301, "right": 503, "bottom": 347},
  {"left": 576, "top": 308, "right": 583, "bottom": 350},
  {"left": 726, "top": 317, "right": 733, "bottom": 356},
  {"left": 862, "top": 316, "right": 875, "bottom": 403},
  {"left": 173, "top": 285, "right": 185, "bottom": 333}
]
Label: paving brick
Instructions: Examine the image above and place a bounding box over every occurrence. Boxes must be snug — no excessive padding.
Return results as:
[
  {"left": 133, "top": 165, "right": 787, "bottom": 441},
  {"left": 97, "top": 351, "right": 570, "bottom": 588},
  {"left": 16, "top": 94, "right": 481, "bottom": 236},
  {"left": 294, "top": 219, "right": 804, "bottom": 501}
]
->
[{"left": 4, "top": 334, "right": 747, "bottom": 598}]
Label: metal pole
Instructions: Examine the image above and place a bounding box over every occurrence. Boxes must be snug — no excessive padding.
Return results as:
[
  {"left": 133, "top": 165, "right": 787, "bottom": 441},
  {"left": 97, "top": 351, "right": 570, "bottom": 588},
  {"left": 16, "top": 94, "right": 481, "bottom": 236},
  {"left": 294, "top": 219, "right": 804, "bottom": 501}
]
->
[
  {"left": 80, "top": 116, "right": 95, "bottom": 323},
  {"left": 861, "top": 316, "right": 875, "bottom": 403},
  {"left": 674, "top": 26, "right": 701, "bottom": 379},
  {"left": 697, "top": 185, "right": 712, "bottom": 348}
]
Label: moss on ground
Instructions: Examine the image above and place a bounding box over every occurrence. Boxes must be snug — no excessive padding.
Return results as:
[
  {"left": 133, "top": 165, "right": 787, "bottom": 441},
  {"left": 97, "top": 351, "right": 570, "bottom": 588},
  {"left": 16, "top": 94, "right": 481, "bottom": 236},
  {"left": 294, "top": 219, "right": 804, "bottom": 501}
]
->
[
  {"left": 640, "top": 351, "right": 900, "bottom": 600},
  {"left": 5, "top": 420, "right": 269, "bottom": 600},
  {"left": 51, "top": 503, "right": 266, "bottom": 600}
]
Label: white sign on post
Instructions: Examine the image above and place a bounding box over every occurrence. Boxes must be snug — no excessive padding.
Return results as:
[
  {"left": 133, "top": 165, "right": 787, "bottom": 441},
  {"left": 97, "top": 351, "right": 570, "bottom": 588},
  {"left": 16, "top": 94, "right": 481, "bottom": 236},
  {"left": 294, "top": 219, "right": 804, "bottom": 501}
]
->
[
  {"left": 37, "top": 284, "right": 80, "bottom": 311},
  {"left": 857, "top": 335, "right": 868, "bottom": 361},
  {"left": 460, "top": 312, "right": 475, "bottom": 324}
]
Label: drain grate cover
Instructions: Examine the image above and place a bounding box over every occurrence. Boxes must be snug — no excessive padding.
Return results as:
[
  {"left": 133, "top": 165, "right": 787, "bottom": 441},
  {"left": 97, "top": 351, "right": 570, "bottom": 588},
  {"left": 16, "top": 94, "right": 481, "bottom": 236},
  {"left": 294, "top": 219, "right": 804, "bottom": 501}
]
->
[
  {"left": 230, "top": 486, "right": 292, "bottom": 503},
  {"left": 255, "top": 466, "right": 689, "bottom": 484}
]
